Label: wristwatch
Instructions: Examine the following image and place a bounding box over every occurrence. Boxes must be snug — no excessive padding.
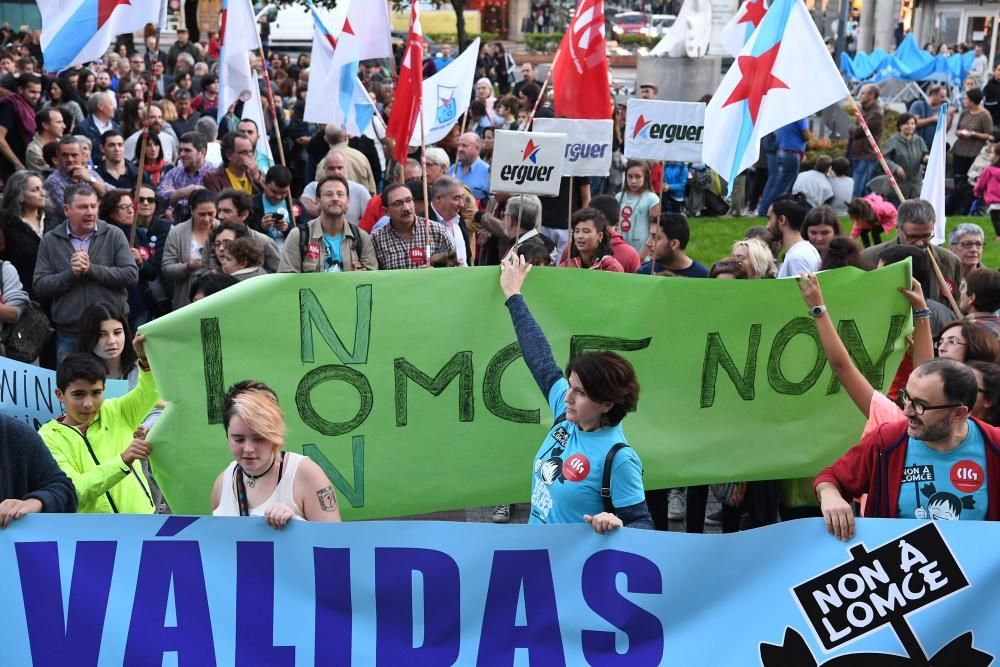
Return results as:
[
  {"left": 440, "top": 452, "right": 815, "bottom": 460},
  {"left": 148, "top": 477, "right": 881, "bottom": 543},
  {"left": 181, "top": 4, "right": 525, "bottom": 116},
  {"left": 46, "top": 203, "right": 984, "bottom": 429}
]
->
[{"left": 809, "top": 304, "right": 827, "bottom": 318}]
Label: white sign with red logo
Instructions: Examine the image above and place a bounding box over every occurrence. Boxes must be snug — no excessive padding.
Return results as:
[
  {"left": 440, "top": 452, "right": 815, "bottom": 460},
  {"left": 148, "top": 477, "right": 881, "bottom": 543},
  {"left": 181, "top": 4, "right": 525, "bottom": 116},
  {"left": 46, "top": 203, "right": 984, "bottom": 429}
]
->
[
  {"left": 624, "top": 99, "right": 706, "bottom": 163},
  {"left": 532, "top": 119, "right": 613, "bottom": 177},
  {"left": 490, "top": 130, "right": 568, "bottom": 196}
]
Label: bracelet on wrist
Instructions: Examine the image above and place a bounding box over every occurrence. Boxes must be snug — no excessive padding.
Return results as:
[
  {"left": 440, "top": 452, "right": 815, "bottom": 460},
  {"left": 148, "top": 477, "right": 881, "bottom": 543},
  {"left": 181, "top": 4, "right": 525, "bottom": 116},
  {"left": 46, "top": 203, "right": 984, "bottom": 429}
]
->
[
  {"left": 137, "top": 357, "right": 150, "bottom": 371},
  {"left": 912, "top": 308, "right": 931, "bottom": 320}
]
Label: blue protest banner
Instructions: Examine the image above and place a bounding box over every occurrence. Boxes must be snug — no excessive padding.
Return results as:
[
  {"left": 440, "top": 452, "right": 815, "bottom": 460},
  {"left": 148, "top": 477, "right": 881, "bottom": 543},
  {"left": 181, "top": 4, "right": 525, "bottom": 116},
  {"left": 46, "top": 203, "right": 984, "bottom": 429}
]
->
[
  {"left": 0, "top": 357, "right": 129, "bottom": 429},
  {"left": 0, "top": 516, "right": 996, "bottom": 665}
]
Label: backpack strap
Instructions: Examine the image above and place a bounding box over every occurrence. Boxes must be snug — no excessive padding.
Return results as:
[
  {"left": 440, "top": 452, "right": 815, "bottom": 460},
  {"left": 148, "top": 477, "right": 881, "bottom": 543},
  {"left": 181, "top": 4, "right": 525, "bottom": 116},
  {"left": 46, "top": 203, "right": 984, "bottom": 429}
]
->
[
  {"left": 553, "top": 412, "right": 566, "bottom": 427},
  {"left": 297, "top": 218, "right": 311, "bottom": 265},
  {"left": 600, "top": 443, "right": 630, "bottom": 514},
  {"left": 348, "top": 222, "right": 363, "bottom": 258}
]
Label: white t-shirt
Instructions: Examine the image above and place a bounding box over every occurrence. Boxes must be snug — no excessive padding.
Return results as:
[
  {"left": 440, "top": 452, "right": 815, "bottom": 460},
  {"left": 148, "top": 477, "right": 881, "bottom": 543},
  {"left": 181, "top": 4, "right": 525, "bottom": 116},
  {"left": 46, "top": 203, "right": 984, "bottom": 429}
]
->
[
  {"left": 778, "top": 239, "right": 821, "bottom": 278},
  {"left": 828, "top": 175, "right": 854, "bottom": 216},
  {"left": 792, "top": 170, "right": 834, "bottom": 209}
]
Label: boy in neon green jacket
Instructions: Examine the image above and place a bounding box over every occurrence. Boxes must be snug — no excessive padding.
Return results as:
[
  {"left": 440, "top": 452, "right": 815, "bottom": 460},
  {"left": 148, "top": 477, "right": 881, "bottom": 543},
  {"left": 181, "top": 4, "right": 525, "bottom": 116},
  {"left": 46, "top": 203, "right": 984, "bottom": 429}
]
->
[{"left": 39, "top": 335, "right": 159, "bottom": 514}]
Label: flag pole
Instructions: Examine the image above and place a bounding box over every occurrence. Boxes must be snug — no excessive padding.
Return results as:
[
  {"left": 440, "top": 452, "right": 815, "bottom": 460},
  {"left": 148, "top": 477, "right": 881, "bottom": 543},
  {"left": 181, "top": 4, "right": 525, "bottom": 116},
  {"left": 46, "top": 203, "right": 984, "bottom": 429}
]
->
[
  {"left": 652, "top": 167, "right": 667, "bottom": 270},
  {"left": 566, "top": 175, "right": 573, "bottom": 258},
  {"left": 255, "top": 49, "right": 297, "bottom": 228},
  {"left": 526, "top": 51, "right": 560, "bottom": 130},
  {"left": 515, "top": 197, "right": 523, "bottom": 254},
  {"left": 850, "top": 99, "right": 905, "bottom": 202},
  {"left": 419, "top": 109, "right": 432, "bottom": 267},
  {"left": 130, "top": 24, "right": 161, "bottom": 248},
  {"left": 925, "top": 247, "right": 963, "bottom": 318}
]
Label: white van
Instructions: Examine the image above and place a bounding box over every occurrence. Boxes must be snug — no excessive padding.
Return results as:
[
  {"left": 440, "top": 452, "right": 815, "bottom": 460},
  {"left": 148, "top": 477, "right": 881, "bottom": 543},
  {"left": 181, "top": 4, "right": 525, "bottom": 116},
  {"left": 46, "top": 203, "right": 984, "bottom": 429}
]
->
[{"left": 265, "top": 2, "right": 347, "bottom": 50}]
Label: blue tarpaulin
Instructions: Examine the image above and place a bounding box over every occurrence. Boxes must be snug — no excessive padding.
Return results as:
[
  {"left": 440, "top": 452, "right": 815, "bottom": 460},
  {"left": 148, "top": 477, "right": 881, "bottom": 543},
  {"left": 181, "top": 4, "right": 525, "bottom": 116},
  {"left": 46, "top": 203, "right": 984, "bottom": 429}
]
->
[{"left": 842, "top": 34, "right": 973, "bottom": 85}]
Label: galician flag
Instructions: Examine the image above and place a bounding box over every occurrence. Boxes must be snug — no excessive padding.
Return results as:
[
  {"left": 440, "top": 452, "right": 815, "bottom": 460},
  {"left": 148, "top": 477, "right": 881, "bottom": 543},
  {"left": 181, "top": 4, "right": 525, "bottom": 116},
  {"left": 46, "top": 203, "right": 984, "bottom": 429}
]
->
[
  {"left": 304, "top": 0, "right": 391, "bottom": 134},
  {"left": 920, "top": 104, "right": 949, "bottom": 245},
  {"left": 240, "top": 72, "right": 274, "bottom": 169},
  {"left": 39, "top": 0, "right": 166, "bottom": 72},
  {"left": 703, "top": 0, "right": 849, "bottom": 185},
  {"left": 218, "top": 0, "right": 261, "bottom": 123},
  {"left": 719, "top": 0, "right": 768, "bottom": 57}
]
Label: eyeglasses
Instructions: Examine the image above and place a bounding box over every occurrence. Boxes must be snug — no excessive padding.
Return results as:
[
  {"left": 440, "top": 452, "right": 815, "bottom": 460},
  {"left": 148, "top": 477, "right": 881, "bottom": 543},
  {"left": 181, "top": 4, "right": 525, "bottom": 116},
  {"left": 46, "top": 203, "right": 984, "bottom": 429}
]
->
[
  {"left": 116, "top": 203, "right": 134, "bottom": 211},
  {"left": 959, "top": 240, "right": 984, "bottom": 249},
  {"left": 137, "top": 196, "right": 156, "bottom": 204},
  {"left": 934, "top": 337, "right": 967, "bottom": 350},
  {"left": 897, "top": 389, "right": 961, "bottom": 416},
  {"left": 212, "top": 240, "right": 230, "bottom": 248}
]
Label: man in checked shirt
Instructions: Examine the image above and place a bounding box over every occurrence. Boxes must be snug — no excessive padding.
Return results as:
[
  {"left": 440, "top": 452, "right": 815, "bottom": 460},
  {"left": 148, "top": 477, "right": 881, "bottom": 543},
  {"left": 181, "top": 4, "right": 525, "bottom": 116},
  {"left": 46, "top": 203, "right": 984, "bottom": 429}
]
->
[{"left": 371, "top": 182, "right": 455, "bottom": 270}]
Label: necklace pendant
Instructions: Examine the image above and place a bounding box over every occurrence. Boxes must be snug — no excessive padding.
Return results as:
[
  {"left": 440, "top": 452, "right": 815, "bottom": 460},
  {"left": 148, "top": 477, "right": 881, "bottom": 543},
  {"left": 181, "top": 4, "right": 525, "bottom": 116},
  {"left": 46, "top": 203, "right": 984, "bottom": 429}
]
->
[{"left": 246, "top": 476, "right": 255, "bottom": 488}]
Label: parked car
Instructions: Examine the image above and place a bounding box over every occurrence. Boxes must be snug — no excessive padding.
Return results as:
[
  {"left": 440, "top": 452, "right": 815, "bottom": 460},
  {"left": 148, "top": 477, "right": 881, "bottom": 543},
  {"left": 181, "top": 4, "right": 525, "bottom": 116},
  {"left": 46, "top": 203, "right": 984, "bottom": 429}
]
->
[
  {"left": 646, "top": 14, "right": 677, "bottom": 37},
  {"left": 610, "top": 11, "right": 649, "bottom": 37}
]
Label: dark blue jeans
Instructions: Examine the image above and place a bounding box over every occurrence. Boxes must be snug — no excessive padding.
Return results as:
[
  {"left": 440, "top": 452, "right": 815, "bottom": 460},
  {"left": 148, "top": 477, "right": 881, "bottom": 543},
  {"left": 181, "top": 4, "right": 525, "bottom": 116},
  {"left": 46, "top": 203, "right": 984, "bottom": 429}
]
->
[
  {"left": 851, "top": 158, "right": 878, "bottom": 198},
  {"left": 757, "top": 150, "right": 800, "bottom": 216}
]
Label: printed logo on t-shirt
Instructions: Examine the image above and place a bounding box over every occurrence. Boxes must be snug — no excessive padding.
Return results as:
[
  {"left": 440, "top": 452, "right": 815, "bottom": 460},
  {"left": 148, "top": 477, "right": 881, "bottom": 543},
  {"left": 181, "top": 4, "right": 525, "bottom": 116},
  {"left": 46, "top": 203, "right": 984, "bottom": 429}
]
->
[
  {"left": 537, "top": 444, "right": 565, "bottom": 486},
  {"left": 903, "top": 465, "right": 935, "bottom": 484},
  {"left": 951, "top": 460, "right": 985, "bottom": 493},
  {"left": 562, "top": 453, "right": 590, "bottom": 482},
  {"left": 915, "top": 482, "right": 976, "bottom": 520},
  {"left": 552, "top": 426, "right": 570, "bottom": 446}
]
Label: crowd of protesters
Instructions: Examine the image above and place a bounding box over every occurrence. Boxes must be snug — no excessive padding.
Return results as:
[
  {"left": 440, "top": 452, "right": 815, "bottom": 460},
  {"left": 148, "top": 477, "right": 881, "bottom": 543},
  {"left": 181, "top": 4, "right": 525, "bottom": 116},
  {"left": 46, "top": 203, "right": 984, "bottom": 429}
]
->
[{"left": 0, "top": 17, "right": 998, "bottom": 537}]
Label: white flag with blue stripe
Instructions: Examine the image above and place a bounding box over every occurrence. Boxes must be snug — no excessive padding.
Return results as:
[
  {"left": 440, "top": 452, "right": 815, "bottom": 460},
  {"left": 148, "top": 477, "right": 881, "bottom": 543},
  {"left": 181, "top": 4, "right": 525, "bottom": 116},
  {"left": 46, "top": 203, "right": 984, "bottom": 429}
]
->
[
  {"left": 920, "top": 104, "right": 949, "bottom": 245},
  {"left": 703, "top": 0, "right": 849, "bottom": 186},
  {"left": 39, "top": 0, "right": 166, "bottom": 73}
]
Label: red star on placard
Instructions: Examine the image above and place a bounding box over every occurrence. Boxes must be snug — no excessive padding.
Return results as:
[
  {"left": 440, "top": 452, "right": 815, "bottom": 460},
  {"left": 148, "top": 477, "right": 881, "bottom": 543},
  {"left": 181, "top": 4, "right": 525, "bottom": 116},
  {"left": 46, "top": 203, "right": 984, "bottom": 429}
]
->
[
  {"left": 522, "top": 139, "right": 540, "bottom": 162},
  {"left": 98, "top": 0, "right": 132, "bottom": 29},
  {"left": 632, "top": 114, "right": 651, "bottom": 140},
  {"left": 738, "top": 0, "right": 767, "bottom": 28},
  {"left": 722, "top": 42, "right": 788, "bottom": 123}
]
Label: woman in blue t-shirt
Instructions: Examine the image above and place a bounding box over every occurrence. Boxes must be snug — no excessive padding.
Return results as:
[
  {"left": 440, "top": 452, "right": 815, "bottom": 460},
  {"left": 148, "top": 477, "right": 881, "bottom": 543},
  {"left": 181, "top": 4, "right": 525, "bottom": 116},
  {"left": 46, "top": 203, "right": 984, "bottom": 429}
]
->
[{"left": 499, "top": 254, "right": 653, "bottom": 532}]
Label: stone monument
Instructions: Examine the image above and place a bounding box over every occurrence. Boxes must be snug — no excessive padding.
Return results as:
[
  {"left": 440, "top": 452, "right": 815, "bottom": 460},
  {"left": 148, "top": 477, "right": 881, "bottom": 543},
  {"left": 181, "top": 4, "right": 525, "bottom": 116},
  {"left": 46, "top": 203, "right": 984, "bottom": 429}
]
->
[{"left": 639, "top": 0, "right": 723, "bottom": 103}]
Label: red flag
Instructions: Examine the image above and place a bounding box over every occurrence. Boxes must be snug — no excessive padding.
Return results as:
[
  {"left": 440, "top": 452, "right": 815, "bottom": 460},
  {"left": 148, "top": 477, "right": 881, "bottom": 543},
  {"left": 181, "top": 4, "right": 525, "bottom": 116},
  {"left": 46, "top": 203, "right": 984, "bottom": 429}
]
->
[
  {"left": 386, "top": 4, "right": 423, "bottom": 164},
  {"left": 552, "top": 0, "right": 612, "bottom": 119}
]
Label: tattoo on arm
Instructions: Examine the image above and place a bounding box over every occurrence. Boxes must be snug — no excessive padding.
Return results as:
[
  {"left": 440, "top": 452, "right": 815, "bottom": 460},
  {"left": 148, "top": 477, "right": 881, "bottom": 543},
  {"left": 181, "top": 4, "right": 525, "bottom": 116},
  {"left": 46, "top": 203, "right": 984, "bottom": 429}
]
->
[{"left": 316, "top": 485, "right": 338, "bottom": 512}]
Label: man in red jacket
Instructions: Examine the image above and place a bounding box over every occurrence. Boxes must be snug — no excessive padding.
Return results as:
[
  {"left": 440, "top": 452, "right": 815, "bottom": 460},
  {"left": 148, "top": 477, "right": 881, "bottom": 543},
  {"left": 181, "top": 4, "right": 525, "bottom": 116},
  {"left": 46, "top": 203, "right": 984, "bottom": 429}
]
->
[{"left": 815, "top": 358, "right": 1000, "bottom": 541}]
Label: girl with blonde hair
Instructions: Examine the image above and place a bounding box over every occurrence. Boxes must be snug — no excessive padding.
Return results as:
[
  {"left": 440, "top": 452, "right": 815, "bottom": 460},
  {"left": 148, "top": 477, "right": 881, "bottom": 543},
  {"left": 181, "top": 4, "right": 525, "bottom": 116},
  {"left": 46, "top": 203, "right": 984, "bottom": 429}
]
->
[
  {"left": 211, "top": 380, "right": 342, "bottom": 528},
  {"left": 731, "top": 237, "right": 778, "bottom": 279}
]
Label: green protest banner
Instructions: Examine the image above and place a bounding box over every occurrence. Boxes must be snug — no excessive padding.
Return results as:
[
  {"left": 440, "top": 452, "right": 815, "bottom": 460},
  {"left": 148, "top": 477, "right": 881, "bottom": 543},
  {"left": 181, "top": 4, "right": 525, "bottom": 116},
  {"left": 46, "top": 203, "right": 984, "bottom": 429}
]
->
[{"left": 141, "top": 263, "right": 911, "bottom": 518}]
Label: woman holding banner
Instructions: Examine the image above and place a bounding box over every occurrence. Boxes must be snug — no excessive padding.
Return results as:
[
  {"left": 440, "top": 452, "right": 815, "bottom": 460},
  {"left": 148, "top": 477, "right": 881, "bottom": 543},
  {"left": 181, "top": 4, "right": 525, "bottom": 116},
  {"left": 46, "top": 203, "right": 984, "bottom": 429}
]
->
[
  {"left": 499, "top": 254, "right": 653, "bottom": 532},
  {"left": 212, "top": 381, "right": 341, "bottom": 529}
]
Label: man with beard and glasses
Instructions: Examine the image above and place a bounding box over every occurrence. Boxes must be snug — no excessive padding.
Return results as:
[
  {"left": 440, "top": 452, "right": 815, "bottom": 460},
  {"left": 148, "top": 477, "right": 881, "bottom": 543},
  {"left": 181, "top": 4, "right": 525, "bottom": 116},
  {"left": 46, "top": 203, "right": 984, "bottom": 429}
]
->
[
  {"left": 815, "top": 358, "right": 1000, "bottom": 541},
  {"left": 278, "top": 175, "right": 376, "bottom": 273}
]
